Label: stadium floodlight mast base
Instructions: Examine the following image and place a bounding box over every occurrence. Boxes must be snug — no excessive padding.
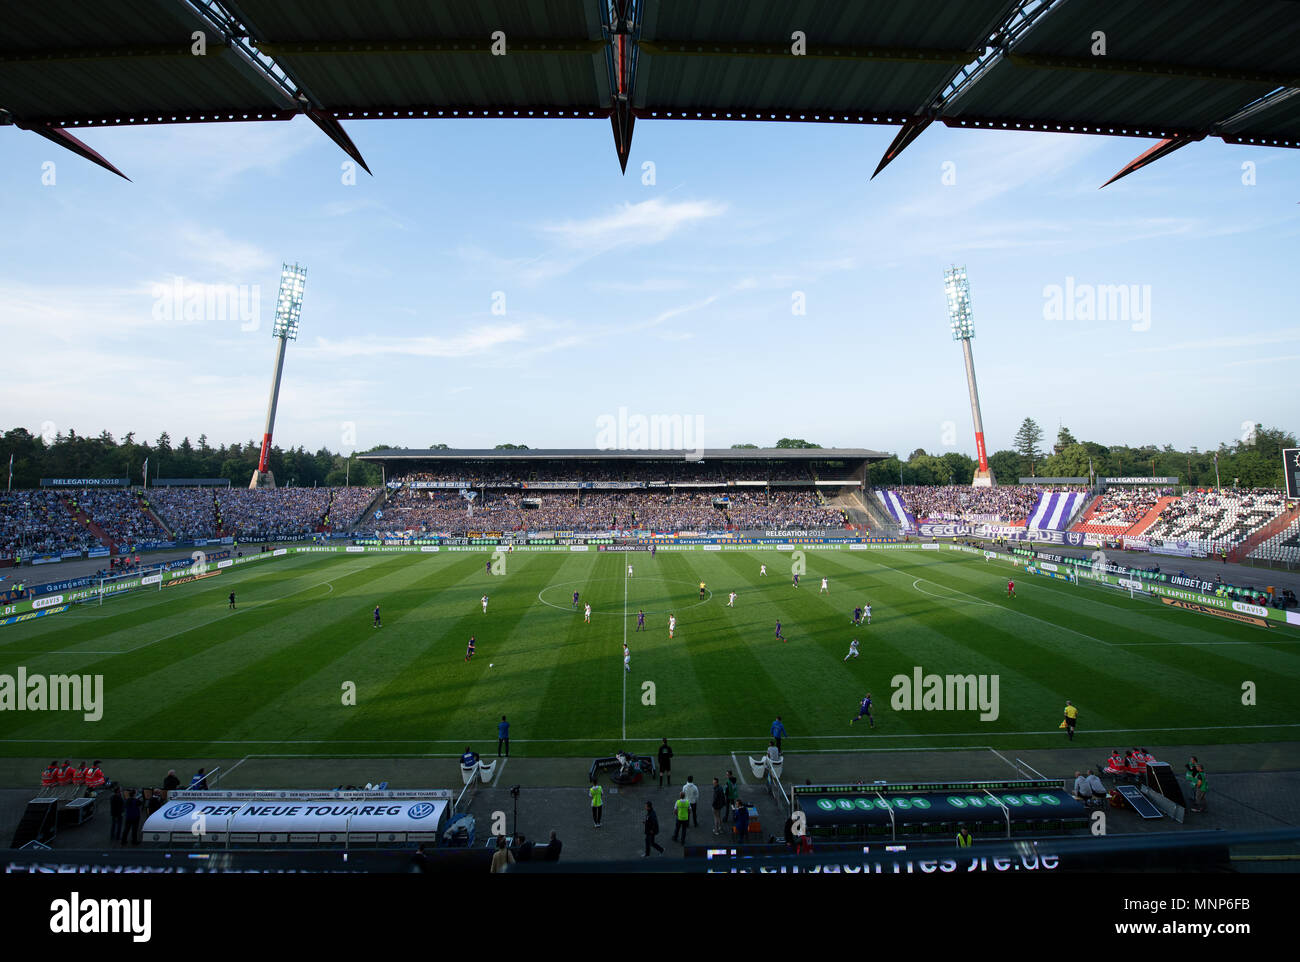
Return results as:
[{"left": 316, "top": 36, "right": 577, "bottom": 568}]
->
[
  {"left": 250, "top": 263, "right": 307, "bottom": 489},
  {"left": 944, "top": 265, "right": 995, "bottom": 488}
]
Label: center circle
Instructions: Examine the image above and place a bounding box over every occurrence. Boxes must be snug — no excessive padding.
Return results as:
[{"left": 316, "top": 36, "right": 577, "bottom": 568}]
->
[{"left": 537, "top": 577, "right": 714, "bottom": 616}]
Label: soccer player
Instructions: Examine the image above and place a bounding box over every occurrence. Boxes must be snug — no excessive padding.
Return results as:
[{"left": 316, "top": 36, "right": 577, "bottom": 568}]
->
[
  {"left": 636, "top": 609, "right": 646, "bottom": 632},
  {"left": 820, "top": 577, "right": 829, "bottom": 594},
  {"left": 668, "top": 615, "right": 676, "bottom": 639},
  {"left": 852, "top": 606, "right": 862, "bottom": 626},
  {"left": 728, "top": 591, "right": 737, "bottom": 608},
  {"left": 792, "top": 573, "right": 799, "bottom": 588},
  {"left": 1007, "top": 578, "right": 1016, "bottom": 599},
  {"left": 864, "top": 603, "right": 872, "bottom": 625},
  {"left": 699, "top": 581, "right": 706, "bottom": 600},
  {"left": 584, "top": 603, "right": 592, "bottom": 624},
  {"left": 485, "top": 559, "right": 491, "bottom": 576},
  {"left": 760, "top": 564, "right": 767, "bottom": 577},
  {"left": 628, "top": 564, "right": 634, "bottom": 577},
  {"left": 851, "top": 693, "right": 875, "bottom": 728},
  {"left": 465, "top": 635, "right": 476, "bottom": 662},
  {"left": 481, "top": 594, "right": 489, "bottom": 614},
  {"left": 775, "top": 620, "right": 785, "bottom": 643},
  {"left": 373, "top": 605, "right": 381, "bottom": 629},
  {"left": 228, "top": 591, "right": 236, "bottom": 610},
  {"left": 624, "top": 644, "right": 631, "bottom": 673},
  {"left": 573, "top": 590, "right": 580, "bottom": 609},
  {"left": 844, "top": 639, "right": 860, "bottom": 661}
]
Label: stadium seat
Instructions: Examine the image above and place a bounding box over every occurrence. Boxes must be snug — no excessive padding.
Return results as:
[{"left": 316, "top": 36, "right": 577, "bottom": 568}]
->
[
  {"left": 748, "top": 756, "right": 769, "bottom": 780},
  {"left": 476, "top": 761, "right": 495, "bottom": 783},
  {"left": 769, "top": 757, "right": 783, "bottom": 779},
  {"left": 460, "top": 764, "right": 478, "bottom": 785}
]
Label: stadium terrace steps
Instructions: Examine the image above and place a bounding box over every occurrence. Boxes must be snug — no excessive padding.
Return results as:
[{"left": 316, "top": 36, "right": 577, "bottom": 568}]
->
[
  {"left": 1237, "top": 502, "right": 1300, "bottom": 562},
  {"left": 60, "top": 494, "right": 114, "bottom": 553},
  {"left": 139, "top": 497, "right": 173, "bottom": 539},
  {"left": 1070, "top": 495, "right": 1175, "bottom": 537},
  {"left": 1126, "top": 496, "right": 1179, "bottom": 537},
  {"left": 827, "top": 490, "right": 874, "bottom": 530},
  {"left": 1027, "top": 491, "right": 1089, "bottom": 530}
]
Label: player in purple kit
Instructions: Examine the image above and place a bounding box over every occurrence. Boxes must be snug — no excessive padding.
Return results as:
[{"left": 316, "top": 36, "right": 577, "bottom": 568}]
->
[
  {"left": 372, "top": 605, "right": 381, "bottom": 629},
  {"left": 486, "top": 559, "right": 491, "bottom": 575},
  {"left": 851, "top": 693, "right": 875, "bottom": 728},
  {"left": 852, "top": 606, "right": 862, "bottom": 626},
  {"left": 572, "top": 590, "right": 580, "bottom": 609},
  {"left": 465, "top": 635, "right": 476, "bottom": 662},
  {"left": 792, "top": 573, "right": 799, "bottom": 589},
  {"left": 775, "top": 620, "right": 785, "bottom": 644},
  {"left": 636, "top": 609, "right": 646, "bottom": 632}
]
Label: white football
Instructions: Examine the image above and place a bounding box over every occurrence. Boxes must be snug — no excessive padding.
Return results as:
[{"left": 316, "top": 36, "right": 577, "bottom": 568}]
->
[{"left": 489, "top": 663, "right": 494, "bottom": 667}]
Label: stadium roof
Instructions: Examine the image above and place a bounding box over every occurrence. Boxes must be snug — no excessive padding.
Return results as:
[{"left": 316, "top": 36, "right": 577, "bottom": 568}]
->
[
  {"left": 2, "top": 0, "right": 1297, "bottom": 185},
  {"left": 359, "top": 447, "right": 887, "bottom": 462}
]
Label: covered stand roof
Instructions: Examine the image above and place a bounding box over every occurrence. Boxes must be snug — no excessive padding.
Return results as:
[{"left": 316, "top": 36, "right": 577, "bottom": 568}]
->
[
  {"left": 359, "top": 448, "right": 887, "bottom": 462},
  {"left": 2, "top": 0, "right": 1297, "bottom": 185}
]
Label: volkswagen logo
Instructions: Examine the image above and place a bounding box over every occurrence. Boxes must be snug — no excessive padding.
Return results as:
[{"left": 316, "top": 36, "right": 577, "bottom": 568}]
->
[
  {"left": 164, "top": 802, "right": 195, "bottom": 820},
  {"left": 409, "top": 802, "right": 435, "bottom": 819}
]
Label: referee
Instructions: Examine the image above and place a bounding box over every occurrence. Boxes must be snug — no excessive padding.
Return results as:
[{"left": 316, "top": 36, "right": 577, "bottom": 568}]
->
[{"left": 1063, "top": 700, "right": 1078, "bottom": 740}]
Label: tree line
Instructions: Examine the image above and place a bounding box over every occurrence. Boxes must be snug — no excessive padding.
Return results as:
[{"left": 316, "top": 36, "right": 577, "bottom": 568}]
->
[
  {"left": 864, "top": 420, "right": 1296, "bottom": 489},
  {"left": 0, "top": 427, "right": 387, "bottom": 489},
  {"left": 2, "top": 423, "right": 1292, "bottom": 490}
]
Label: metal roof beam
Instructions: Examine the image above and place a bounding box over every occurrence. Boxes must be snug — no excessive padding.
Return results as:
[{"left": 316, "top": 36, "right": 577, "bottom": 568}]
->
[
  {"left": 15, "top": 122, "right": 130, "bottom": 180},
  {"left": 870, "top": 0, "right": 1062, "bottom": 180},
  {"left": 204, "top": 0, "right": 372, "bottom": 175},
  {"left": 1215, "top": 85, "right": 1300, "bottom": 134},
  {"left": 0, "top": 43, "right": 228, "bottom": 65},
  {"left": 1099, "top": 135, "right": 1202, "bottom": 188},
  {"left": 1005, "top": 53, "right": 1299, "bottom": 88},
  {"left": 638, "top": 41, "right": 969, "bottom": 65},
  {"left": 253, "top": 39, "right": 604, "bottom": 56}
]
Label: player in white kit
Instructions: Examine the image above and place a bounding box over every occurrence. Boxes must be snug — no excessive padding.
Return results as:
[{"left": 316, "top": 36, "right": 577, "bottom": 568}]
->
[
  {"left": 624, "top": 644, "right": 631, "bottom": 672},
  {"left": 668, "top": 615, "right": 676, "bottom": 639},
  {"left": 481, "top": 595, "right": 488, "bottom": 614},
  {"left": 584, "top": 603, "right": 592, "bottom": 623},
  {"left": 727, "top": 591, "right": 736, "bottom": 607},
  {"left": 760, "top": 564, "right": 767, "bottom": 576},
  {"left": 844, "top": 639, "right": 860, "bottom": 661},
  {"left": 864, "top": 603, "right": 872, "bottom": 625},
  {"left": 627, "top": 564, "right": 633, "bottom": 577},
  {"left": 820, "top": 577, "right": 829, "bottom": 594}
]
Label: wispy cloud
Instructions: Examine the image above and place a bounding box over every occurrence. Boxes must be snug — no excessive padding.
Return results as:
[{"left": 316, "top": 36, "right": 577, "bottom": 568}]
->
[{"left": 306, "top": 324, "right": 527, "bottom": 359}]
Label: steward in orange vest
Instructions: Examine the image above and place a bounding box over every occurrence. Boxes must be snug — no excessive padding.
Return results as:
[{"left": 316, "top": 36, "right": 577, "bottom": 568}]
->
[{"left": 41, "top": 763, "right": 58, "bottom": 788}]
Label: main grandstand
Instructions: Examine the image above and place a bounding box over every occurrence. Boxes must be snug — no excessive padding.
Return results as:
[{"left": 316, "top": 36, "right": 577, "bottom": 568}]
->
[{"left": 360, "top": 447, "right": 887, "bottom": 536}]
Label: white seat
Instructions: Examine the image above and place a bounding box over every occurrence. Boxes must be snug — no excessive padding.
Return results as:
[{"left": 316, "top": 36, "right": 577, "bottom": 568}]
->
[
  {"left": 477, "top": 759, "right": 496, "bottom": 783},
  {"left": 769, "top": 757, "right": 784, "bottom": 779},
  {"left": 748, "top": 756, "right": 769, "bottom": 780},
  {"left": 460, "top": 763, "right": 479, "bottom": 785}
]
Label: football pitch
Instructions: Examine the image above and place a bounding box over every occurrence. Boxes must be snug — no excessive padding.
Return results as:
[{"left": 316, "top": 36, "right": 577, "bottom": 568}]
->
[{"left": 2, "top": 548, "right": 1298, "bottom": 760}]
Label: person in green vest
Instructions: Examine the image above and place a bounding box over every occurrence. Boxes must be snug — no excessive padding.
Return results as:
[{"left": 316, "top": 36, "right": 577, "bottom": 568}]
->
[
  {"left": 672, "top": 791, "right": 691, "bottom": 845},
  {"left": 956, "top": 824, "right": 973, "bottom": 847},
  {"left": 1191, "top": 770, "right": 1208, "bottom": 813},
  {"left": 589, "top": 780, "right": 603, "bottom": 828}
]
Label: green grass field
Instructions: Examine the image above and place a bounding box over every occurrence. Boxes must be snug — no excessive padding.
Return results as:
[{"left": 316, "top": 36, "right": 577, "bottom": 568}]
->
[{"left": 2, "top": 547, "right": 1298, "bottom": 760}]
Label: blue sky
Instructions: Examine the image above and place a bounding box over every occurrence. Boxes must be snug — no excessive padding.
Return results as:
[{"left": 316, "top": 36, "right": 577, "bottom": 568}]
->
[{"left": 1, "top": 115, "right": 1296, "bottom": 458}]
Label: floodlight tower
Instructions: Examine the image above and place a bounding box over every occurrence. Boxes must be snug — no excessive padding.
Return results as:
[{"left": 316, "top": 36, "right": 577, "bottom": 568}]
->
[
  {"left": 250, "top": 263, "right": 306, "bottom": 489},
  {"left": 944, "top": 266, "right": 995, "bottom": 487}
]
